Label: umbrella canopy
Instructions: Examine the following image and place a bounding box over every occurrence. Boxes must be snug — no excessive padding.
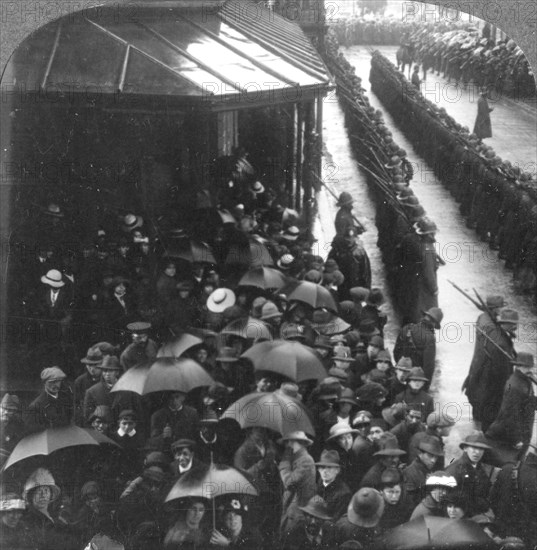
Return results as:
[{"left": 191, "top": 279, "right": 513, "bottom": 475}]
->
[
  {"left": 163, "top": 239, "right": 216, "bottom": 264},
  {"left": 225, "top": 236, "right": 273, "bottom": 267},
  {"left": 282, "top": 280, "right": 338, "bottom": 312},
  {"left": 376, "top": 516, "right": 496, "bottom": 550},
  {"left": 241, "top": 340, "right": 327, "bottom": 382},
  {"left": 222, "top": 390, "right": 315, "bottom": 436},
  {"left": 221, "top": 317, "right": 273, "bottom": 341},
  {"left": 238, "top": 267, "right": 288, "bottom": 290},
  {"left": 157, "top": 333, "right": 203, "bottom": 358},
  {"left": 3, "top": 425, "right": 118, "bottom": 471},
  {"left": 111, "top": 357, "right": 214, "bottom": 395},
  {"left": 165, "top": 463, "right": 258, "bottom": 502}
]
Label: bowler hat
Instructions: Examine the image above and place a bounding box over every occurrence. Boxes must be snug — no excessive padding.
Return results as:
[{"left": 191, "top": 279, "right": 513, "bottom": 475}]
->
[
  {"left": 122, "top": 213, "right": 143, "bottom": 232},
  {"left": 338, "top": 388, "right": 357, "bottom": 406},
  {"left": 277, "top": 254, "right": 295, "bottom": 270},
  {"left": 281, "top": 226, "right": 300, "bottom": 241},
  {"left": 459, "top": 432, "right": 491, "bottom": 450},
  {"left": 315, "top": 450, "right": 342, "bottom": 468},
  {"left": 100, "top": 356, "right": 121, "bottom": 371},
  {"left": 347, "top": 488, "right": 384, "bottom": 527},
  {"left": 43, "top": 203, "right": 64, "bottom": 218},
  {"left": 299, "top": 496, "right": 332, "bottom": 521}
]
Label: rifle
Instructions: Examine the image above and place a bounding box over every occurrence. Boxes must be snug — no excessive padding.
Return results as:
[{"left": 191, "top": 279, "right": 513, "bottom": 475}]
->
[
  {"left": 448, "top": 280, "right": 482, "bottom": 310},
  {"left": 309, "top": 171, "right": 366, "bottom": 234},
  {"left": 476, "top": 326, "right": 516, "bottom": 362}
]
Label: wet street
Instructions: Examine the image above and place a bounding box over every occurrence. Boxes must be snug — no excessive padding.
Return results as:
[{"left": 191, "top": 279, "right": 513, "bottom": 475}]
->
[{"left": 316, "top": 45, "right": 537, "bottom": 459}]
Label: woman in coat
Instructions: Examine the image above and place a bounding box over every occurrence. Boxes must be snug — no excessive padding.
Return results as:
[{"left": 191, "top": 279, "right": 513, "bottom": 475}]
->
[{"left": 473, "top": 87, "right": 493, "bottom": 139}]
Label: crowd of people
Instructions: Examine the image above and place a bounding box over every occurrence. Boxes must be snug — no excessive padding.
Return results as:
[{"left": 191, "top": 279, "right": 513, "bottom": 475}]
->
[
  {"left": 369, "top": 50, "right": 537, "bottom": 303},
  {"left": 0, "top": 17, "right": 536, "bottom": 550}
]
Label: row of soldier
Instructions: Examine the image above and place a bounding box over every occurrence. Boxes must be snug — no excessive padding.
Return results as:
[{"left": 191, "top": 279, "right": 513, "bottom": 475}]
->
[{"left": 369, "top": 50, "right": 537, "bottom": 303}]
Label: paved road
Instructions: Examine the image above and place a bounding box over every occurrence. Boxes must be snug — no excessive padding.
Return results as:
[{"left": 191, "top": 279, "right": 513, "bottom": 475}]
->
[{"left": 316, "top": 45, "right": 537, "bottom": 459}]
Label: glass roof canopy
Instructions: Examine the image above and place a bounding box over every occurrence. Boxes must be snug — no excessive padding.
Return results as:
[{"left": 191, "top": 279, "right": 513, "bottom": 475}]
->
[{"left": 3, "top": 1, "right": 332, "bottom": 108}]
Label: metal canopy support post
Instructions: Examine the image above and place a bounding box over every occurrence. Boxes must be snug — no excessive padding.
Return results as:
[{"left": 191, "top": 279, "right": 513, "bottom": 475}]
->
[
  {"left": 285, "top": 104, "right": 295, "bottom": 206},
  {"left": 295, "top": 102, "right": 303, "bottom": 211},
  {"left": 302, "top": 100, "right": 314, "bottom": 227}
]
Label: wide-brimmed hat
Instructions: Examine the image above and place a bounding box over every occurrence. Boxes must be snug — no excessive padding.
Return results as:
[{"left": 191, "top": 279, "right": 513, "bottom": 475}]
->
[
  {"left": 327, "top": 422, "right": 358, "bottom": 441},
  {"left": 336, "top": 192, "right": 354, "bottom": 207},
  {"left": 382, "top": 403, "right": 408, "bottom": 427},
  {"left": 207, "top": 288, "right": 236, "bottom": 313},
  {"left": 299, "top": 496, "right": 332, "bottom": 521},
  {"left": 216, "top": 347, "right": 239, "bottom": 363},
  {"left": 425, "top": 471, "right": 457, "bottom": 488},
  {"left": 511, "top": 352, "right": 534, "bottom": 369},
  {"left": 333, "top": 346, "right": 354, "bottom": 363},
  {"left": 347, "top": 488, "right": 385, "bottom": 527},
  {"left": 0, "top": 492, "right": 26, "bottom": 512},
  {"left": 81, "top": 346, "right": 104, "bottom": 365},
  {"left": 380, "top": 468, "right": 402, "bottom": 486},
  {"left": 23, "top": 468, "right": 61, "bottom": 502},
  {"left": 122, "top": 213, "right": 144, "bottom": 232},
  {"left": 41, "top": 269, "right": 65, "bottom": 288},
  {"left": 407, "top": 367, "right": 429, "bottom": 382},
  {"left": 395, "top": 357, "right": 412, "bottom": 371},
  {"left": 374, "top": 434, "right": 406, "bottom": 456},
  {"left": 459, "top": 432, "right": 491, "bottom": 450},
  {"left": 0, "top": 393, "right": 21, "bottom": 412},
  {"left": 356, "top": 382, "right": 387, "bottom": 403},
  {"left": 422, "top": 307, "right": 443, "bottom": 328},
  {"left": 349, "top": 287, "right": 369, "bottom": 302},
  {"left": 497, "top": 308, "right": 520, "bottom": 324},
  {"left": 315, "top": 450, "right": 342, "bottom": 468},
  {"left": 418, "top": 435, "right": 444, "bottom": 457},
  {"left": 318, "top": 377, "right": 342, "bottom": 401},
  {"left": 358, "top": 319, "right": 380, "bottom": 337},
  {"left": 278, "top": 430, "right": 313, "bottom": 446}
]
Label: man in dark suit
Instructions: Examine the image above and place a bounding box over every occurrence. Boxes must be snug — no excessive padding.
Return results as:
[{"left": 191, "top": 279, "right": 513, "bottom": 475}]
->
[
  {"left": 74, "top": 346, "right": 104, "bottom": 424},
  {"left": 315, "top": 450, "right": 352, "bottom": 521},
  {"left": 26, "top": 367, "right": 73, "bottom": 431},
  {"left": 150, "top": 391, "right": 200, "bottom": 450},
  {"left": 83, "top": 355, "right": 121, "bottom": 422}
]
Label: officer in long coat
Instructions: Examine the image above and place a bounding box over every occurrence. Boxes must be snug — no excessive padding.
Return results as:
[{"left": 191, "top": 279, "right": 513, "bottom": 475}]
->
[
  {"left": 486, "top": 352, "right": 537, "bottom": 451},
  {"left": 463, "top": 308, "right": 518, "bottom": 431},
  {"left": 473, "top": 87, "right": 493, "bottom": 139}
]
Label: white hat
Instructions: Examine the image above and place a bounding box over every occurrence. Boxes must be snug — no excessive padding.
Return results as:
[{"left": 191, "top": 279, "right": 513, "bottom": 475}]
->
[
  {"left": 41, "top": 269, "right": 65, "bottom": 288},
  {"left": 207, "top": 288, "right": 236, "bottom": 313}
]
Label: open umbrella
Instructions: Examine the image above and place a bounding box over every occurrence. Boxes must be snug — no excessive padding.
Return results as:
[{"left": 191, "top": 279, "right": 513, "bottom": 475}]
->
[
  {"left": 282, "top": 280, "right": 338, "bottom": 312},
  {"left": 241, "top": 340, "right": 327, "bottom": 382},
  {"left": 157, "top": 333, "right": 203, "bottom": 358},
  {"left": 222, "top": 390, "right": 315, "bottom": 436},
  {"left": 165, "top": 463, "right": 258, "bottom": 529},
  {"left": 2, "top": 425, "right": 118, "bottom": 471},
  {"left": 221, "top": 317, "right": 273, "bottom": 341},
  {"left": 376, "top": 516, "right": 496, "bottom": 550},
  {"left": 225, "top": 236, "right": 273, "bottom": 267},
  {"left": 163, "top": 239, "right": 216, "bottom": 264},
  {"left": 238, "top": 266, "right": 288, "bottom": 290},
  {"left": 111, "top": 357, "right": 214, "bottom": 395}
]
